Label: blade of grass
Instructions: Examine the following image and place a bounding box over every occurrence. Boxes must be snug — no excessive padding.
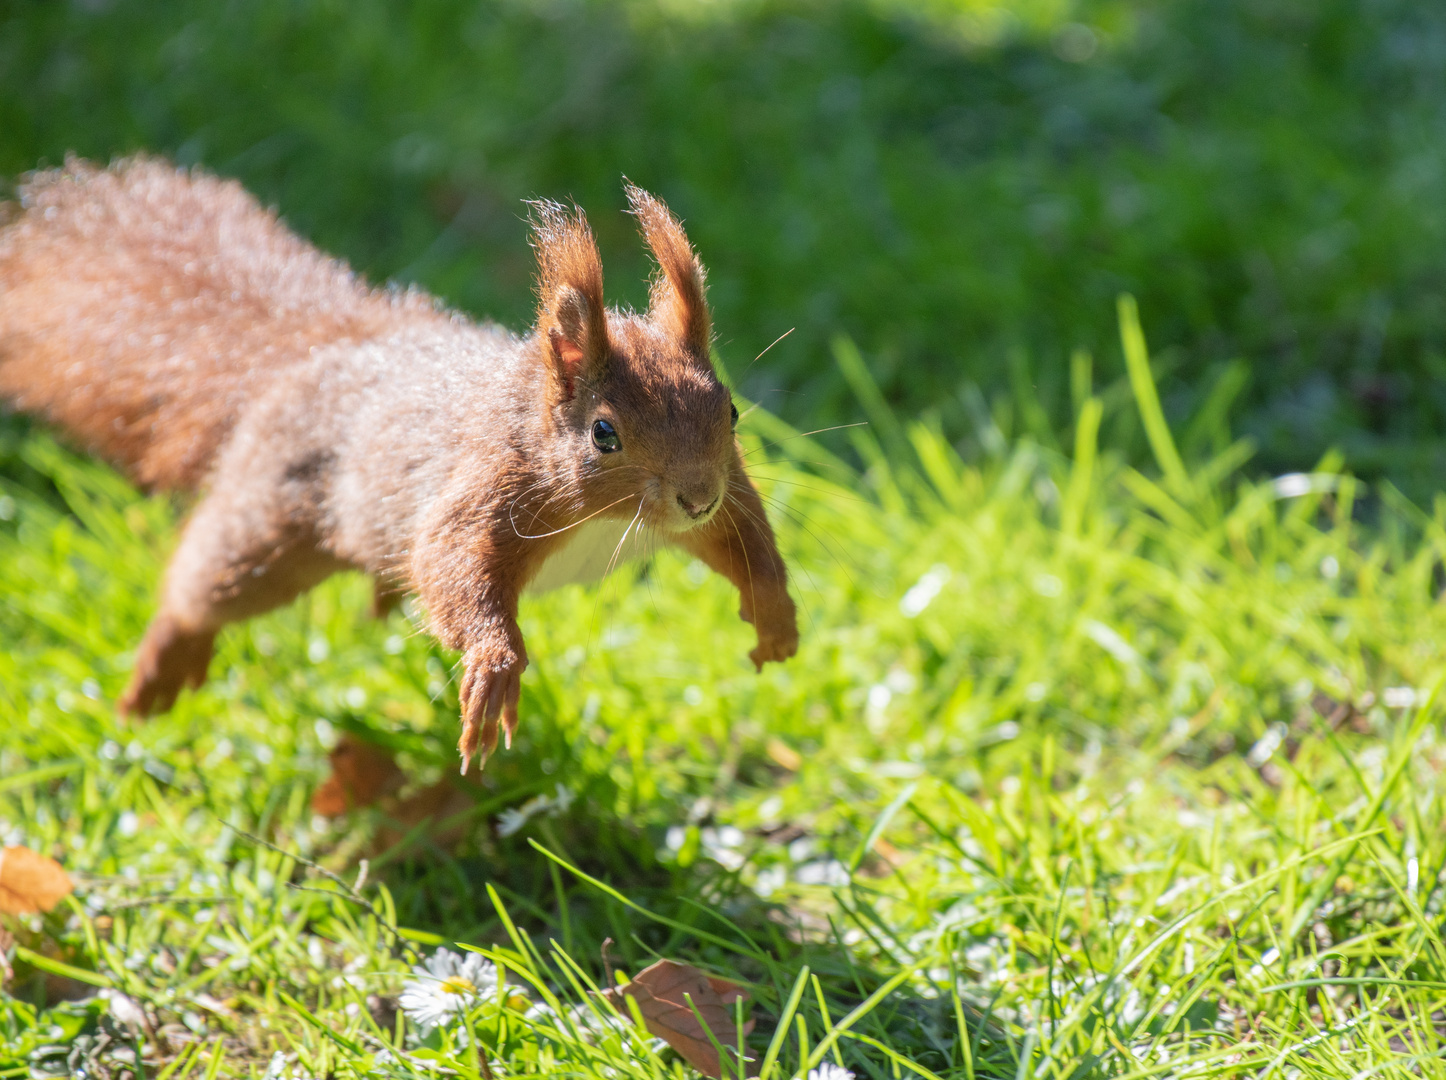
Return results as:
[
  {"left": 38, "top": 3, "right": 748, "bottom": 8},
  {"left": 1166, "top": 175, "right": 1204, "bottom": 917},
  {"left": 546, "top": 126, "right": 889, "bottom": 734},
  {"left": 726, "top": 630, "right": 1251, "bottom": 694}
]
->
[{"left": 1118, "top": 294, "right": 1189, "bottom": 496}]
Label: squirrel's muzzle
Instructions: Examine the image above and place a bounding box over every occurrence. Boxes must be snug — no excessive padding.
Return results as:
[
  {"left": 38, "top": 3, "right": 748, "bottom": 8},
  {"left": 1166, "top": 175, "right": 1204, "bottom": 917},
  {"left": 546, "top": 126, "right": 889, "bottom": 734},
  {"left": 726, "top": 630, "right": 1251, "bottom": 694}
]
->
[{"left": 678, "top": 491, "right": 720, "bottom": 520}]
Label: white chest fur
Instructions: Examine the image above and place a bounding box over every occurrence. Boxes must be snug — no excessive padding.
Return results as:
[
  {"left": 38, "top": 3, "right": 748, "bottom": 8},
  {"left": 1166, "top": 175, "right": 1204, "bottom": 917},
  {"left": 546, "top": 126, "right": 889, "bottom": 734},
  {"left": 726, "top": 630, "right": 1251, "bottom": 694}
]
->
[{"left": 524, "top": 516, "right": 654, "bottom": 594}]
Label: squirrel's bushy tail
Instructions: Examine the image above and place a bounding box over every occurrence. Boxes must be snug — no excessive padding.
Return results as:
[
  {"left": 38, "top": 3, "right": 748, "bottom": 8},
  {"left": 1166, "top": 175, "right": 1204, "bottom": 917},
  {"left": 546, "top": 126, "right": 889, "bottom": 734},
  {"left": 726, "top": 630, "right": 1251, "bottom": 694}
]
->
[{"left": 0, "top": 156, "right": 441, "bottom": 490}]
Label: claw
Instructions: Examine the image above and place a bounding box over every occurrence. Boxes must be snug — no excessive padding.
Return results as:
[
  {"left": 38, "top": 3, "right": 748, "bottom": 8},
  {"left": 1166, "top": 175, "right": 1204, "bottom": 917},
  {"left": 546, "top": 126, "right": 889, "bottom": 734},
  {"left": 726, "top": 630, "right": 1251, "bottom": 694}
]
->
[
  {"left": 458, "top": 713, "right": 480, "bottom": 775},
  {"left": 503, "top": 705, "right": 517, "bottom": 750},
  {"left": 481, "top": 711, "right": 499, "bottom": 758},
  {"left": 456, "top": 641, "right": 527, "bottom": 772},
  {"left": 502, "top": 670, "right": 520, "bottom": 749}
]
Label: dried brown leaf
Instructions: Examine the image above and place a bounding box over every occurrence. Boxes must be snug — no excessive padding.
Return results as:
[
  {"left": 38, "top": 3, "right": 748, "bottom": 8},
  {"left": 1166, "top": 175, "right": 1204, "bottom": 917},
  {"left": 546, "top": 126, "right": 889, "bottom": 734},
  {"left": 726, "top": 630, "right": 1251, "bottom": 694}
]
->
[
  {"left": 313, "top": 734, "right": 484, "bottom": 855},
  {"left": 600, "top": 959, "right": 756, "bottom": 1079},
  {"left": 0, "top": 845, "right": 73, "bottom": 914},
  {"left": 312, "top": 735, "right": 406, "bottom": 816}
]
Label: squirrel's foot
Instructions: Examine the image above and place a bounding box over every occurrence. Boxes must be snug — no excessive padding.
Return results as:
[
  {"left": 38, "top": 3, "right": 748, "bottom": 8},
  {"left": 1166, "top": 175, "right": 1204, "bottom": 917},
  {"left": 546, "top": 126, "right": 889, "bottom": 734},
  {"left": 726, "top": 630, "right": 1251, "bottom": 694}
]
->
[
  {"left": 457, "top": 638, "right": 527, "bottom": 774},
  {"left": 118, "top": 616, "right": 216, "bottom": 717},
  {"left": 744, "top": 595, "right": 799, "bottom": 671},
  {"left": 749, "top": 628, "right": 799, "bottom": 671}
]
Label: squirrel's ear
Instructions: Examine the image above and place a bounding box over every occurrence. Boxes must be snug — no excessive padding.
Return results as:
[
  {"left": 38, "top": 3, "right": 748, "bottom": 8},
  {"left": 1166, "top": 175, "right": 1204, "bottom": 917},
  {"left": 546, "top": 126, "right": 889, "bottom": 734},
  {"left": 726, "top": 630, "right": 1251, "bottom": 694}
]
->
[
  {"left": 529, "top": 199, "right": 609, "bottom": 397},
  {"left": 625, "top": 182, "right": 711, "bottom": 360}
]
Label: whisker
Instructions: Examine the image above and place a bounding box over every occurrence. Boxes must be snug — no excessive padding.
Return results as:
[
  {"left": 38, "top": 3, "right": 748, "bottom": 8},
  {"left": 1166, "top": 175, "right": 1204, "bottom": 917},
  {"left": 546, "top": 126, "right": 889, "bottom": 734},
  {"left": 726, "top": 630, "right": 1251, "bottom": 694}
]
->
[
  {"left": 517, "top": 485, "right": 581, "bottom": 535},
  {"left": 506, "top": 473, "right": 576, "bottom": 534},
  {"left": 720, "top": 484, "right": 771, "bottom": 533},
  {"left": 509, "top": 490, "right": 642, "bottom": 540},
  {"left": 730, "top": 488, "right": 841, "bottom": 624},
  {"left": 721, "top": 489, "right": 833, "bottom": 643},
  {"left": 740, "top": 421, "right": 869, "bottom": 456},
  {"left": 508, "top": 462, "right": 654, "bottom": 516},
  {"left": 725, "top": 490, "right": 825, "bottom": 640},
  {"left": 738, "top": 484, "right": 861, "bottom": 592},
  {"left": 737, "top": 473, "right": 871, "bottom": 504},
  {"left": 741, "top": 456, "right": 857, "bottom": 476},
  {"left": 724, "top": 487, "right": 834, "bottom": 586},
  {"left": 507, "top": 472, "right": 565, "bottom": 507},
  {"left": 716, "top": 500, "right": 759, "bottom": 635},
  {"left": 742, "top": 420, "right": 869, "bottom": 442},
  {"left": 584, "top": 495, "right": 647, "bottom": 665},
  {"left": 739, "top": 327, "right": 795, "bottom": 379},
  {"left": 505, "top": 461, "right": 660, "bottom": 538},
  {"left": 636, "top": 524, "right": 666, "bottom": 621},
  {"left": 604, "top": 499, "right": 646, "bottom": 581}
]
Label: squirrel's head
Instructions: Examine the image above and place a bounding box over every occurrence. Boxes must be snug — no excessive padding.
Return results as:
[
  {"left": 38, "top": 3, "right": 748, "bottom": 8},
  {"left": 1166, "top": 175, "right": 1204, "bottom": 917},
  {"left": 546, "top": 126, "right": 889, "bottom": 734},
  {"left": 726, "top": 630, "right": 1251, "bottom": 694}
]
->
[{"left": 530, "top": 184, "right": 737, "bottom": 535}]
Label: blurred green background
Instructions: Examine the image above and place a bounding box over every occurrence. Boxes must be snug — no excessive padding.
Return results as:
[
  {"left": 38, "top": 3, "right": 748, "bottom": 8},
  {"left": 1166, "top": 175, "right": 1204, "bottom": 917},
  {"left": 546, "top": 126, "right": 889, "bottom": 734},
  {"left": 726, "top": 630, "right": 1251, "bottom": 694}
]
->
[{"left": 4, "top": 0, "right": 1444, "bottom": 492}]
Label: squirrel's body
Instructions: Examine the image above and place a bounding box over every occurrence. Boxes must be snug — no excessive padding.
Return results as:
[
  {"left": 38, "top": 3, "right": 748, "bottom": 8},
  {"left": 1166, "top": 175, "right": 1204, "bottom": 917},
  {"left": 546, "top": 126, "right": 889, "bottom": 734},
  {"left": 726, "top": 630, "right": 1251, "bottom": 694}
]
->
[
  {"left": 211, "top": 320, "right": 643, "bottom": 593},
  {"left": 0, "top": 158, "right": 797, "bottom": 768}
]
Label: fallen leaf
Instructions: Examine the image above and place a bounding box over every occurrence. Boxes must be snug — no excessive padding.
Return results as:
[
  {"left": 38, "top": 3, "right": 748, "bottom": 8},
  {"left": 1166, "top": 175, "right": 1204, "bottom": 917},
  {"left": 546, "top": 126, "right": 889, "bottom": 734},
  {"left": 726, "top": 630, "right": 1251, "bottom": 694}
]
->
[
  {"left": 600, "top": 959, "right": 756, "bottom": 1078},
  {"left": 312, "top": 735, "right": 406, "bottom": 816},
  {"left": 313, "top": 734, "right": 485, "bottom": 854},
  {"left": 0, "top": 845, "right": 73, "bottom": 914}
]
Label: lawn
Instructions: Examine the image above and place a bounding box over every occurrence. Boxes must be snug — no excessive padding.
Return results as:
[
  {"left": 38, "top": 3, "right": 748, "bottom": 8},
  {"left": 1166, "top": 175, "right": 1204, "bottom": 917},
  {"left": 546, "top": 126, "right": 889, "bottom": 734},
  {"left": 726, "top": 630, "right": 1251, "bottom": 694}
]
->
[
  {"left": 7, "top": 0, "right": 1446, "bottom": 1073},
  {"left": 5, "top": 304, "right": 1446, "bottom": 1077}
]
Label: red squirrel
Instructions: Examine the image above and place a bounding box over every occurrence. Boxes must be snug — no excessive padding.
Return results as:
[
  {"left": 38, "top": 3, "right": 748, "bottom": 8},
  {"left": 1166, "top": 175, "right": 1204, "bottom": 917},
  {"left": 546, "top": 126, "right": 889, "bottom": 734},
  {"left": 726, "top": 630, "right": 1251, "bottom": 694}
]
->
[{"left": 0, "top": 157, "right": 798, "bottom": 770}]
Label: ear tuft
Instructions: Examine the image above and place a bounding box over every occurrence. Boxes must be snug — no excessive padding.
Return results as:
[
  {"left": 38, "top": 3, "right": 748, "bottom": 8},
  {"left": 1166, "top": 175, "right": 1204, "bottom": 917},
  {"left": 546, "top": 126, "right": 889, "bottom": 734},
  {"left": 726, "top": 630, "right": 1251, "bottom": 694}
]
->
[
  {"left": 529, "top": 199, "right": 608, "bottom": 395},
  {"left": 624, "top": 181, "right": 712, "bottom": 359}
]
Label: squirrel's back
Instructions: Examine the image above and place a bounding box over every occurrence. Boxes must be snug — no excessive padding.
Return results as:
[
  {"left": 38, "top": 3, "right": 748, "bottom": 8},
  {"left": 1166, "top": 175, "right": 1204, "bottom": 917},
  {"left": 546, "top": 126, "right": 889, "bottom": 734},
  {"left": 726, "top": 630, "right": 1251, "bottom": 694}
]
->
[{"left": 0, "top": 156, "right": 447, "bottom": 490}]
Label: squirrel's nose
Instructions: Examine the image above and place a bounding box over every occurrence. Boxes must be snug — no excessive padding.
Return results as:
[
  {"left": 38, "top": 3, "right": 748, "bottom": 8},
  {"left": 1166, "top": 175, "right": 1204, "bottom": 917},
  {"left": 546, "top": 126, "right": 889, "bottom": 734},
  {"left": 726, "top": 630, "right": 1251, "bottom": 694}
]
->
[{"left": 677, "top": 492, "right": 719, "bottom": 519}]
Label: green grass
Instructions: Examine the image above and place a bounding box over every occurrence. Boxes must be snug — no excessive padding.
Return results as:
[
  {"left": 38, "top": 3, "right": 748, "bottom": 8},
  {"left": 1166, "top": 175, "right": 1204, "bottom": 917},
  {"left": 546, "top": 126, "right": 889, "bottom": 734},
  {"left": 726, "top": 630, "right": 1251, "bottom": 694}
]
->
[{"left": 6, "top": 305, "right": 1446, "bottom": 1076}]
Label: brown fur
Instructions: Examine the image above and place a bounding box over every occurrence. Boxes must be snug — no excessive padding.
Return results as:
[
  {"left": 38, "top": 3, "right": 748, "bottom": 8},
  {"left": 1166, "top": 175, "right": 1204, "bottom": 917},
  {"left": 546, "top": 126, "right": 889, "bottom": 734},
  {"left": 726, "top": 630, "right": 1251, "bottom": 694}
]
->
[
  {"left": 0, "top": 157, "right": 797, "bottom": 770},
  {"left": 0, "top": 157, "right": 442, "bottom": 489}
]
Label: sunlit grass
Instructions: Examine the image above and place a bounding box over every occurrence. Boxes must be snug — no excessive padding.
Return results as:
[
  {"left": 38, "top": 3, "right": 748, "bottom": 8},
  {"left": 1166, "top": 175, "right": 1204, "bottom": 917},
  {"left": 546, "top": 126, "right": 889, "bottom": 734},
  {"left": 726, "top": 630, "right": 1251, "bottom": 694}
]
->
[{"left": 5, "top": 305, "right": 1446, "bottom": 1076}]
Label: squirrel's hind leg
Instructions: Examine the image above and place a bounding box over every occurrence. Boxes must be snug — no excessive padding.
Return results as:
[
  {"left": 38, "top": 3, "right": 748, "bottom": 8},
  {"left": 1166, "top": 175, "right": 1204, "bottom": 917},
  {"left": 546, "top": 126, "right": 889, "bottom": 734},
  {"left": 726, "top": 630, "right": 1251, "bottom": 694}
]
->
[
  {"left": 118, "top": 481, "right": 349, "bottom": 717},
  {"left": 118, "top": 616, "right": 217, "bottom": 717}
]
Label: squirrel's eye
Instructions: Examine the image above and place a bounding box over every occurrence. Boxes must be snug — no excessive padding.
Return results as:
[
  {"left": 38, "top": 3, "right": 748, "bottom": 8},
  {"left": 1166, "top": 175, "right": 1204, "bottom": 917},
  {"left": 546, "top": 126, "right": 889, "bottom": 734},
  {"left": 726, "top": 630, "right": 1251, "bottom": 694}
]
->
[
  {"left": 591, "top": 418, "right": 621, "bottom": 453},
  {"left": 729, "top": 401, "right": 739, "bottom": 429}
]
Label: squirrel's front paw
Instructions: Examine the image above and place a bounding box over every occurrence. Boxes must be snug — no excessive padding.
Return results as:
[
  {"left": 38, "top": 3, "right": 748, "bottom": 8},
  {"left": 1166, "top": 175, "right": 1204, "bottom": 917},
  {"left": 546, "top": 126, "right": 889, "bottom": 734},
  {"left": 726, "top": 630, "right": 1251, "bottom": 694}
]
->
[
  {"left": 747, "top": 599, "right": 799, "bottom": 671},
  {"left": 457, "top": 637, "right": 528, "bottom": 774},
  {"left": 118, "top": 615, "right": 217, "bottom": 718}
]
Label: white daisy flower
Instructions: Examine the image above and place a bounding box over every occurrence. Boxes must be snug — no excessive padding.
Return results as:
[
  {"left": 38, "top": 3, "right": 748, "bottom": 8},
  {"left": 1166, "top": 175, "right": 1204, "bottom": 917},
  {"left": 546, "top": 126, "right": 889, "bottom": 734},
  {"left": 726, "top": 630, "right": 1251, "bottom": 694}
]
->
[
  {"left": 263, "top": 1051, "right": 318, "bottom": 1080},
  {"left": 567, "top": 1001, "right": 631, "bottom": 1040},
  {"left": 497, "top": 784, "right": 575, "bottom": 837},
  {"left": 558, "top": 1002, "right": 667, "bottom": 1054},
  {"left": 398, "top": 948, "right": 500, "bottom": 1030},
  {"left": 808, "top": 1064, "right": 855, "bottom": 1080},
  {"left": 523, "top": 998, "right": 560, "bottom": 1023},
  {"left": 496, "top": 805, "right": 534, "bottom": 838}
]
